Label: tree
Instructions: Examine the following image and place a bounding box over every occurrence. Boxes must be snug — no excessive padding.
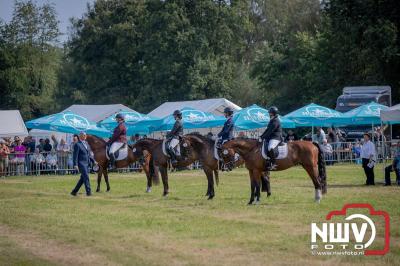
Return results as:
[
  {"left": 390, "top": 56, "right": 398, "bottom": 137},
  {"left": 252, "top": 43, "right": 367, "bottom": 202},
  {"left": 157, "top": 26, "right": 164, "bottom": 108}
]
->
[{"left": 0, "top": 0, "right": 61, "bottom": 119}]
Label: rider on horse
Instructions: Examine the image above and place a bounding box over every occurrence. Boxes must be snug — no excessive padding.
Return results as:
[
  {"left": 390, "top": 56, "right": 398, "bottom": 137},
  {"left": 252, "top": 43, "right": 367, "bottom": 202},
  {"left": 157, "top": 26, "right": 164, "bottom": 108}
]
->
[
  {"left": 217, "top": 107, "right": 235, "bottom": 146},
  {"left": 166, "top": 110, "right": 183, "bottom": 165},
  {"left": 260, "top": 106, "right": 282, "bottom": 170},
  {"left": 108, "top": 113, "right": 127, "bottom": 167}
]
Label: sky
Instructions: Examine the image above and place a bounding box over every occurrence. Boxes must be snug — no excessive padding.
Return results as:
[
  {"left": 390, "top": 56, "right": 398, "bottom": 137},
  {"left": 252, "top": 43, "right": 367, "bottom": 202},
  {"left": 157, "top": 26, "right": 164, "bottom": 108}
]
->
[{"left": 0, "top": 0, "right": 93, "bottom": 42}]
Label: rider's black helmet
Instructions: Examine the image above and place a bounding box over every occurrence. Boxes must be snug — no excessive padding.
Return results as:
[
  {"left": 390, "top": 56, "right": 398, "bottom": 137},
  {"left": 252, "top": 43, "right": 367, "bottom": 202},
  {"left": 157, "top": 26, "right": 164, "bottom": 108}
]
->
[
  {"left": 268, "top": 106, "right": 278, "bottom": 116},
  {"left": 224, "top": 107, "right": 233, "bottom": 115},
  {"left": 115, "top": 113, "right": 125, "bottom": 120},
  {"left": 173, "top": 110, "right": 182, "bottom": 117}
]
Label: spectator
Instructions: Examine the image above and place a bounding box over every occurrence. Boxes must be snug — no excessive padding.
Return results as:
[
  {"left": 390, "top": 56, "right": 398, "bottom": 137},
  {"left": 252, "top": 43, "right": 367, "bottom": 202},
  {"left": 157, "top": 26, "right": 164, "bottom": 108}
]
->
[
  {"left": 285, "top": 129, "right": 298, "bottom": 142},
  {"left": 68, "top": 134, "right": 79, "bottom": 173},
  {"left": 0, "top": 139, "right": 10, "bottom": 177},
  {"left": 30, "top": 148, "right": 45, "bottom": 175},
  {"left": 56, "top": 138, "right": 70, "bottom": 174},
  {"left": 320, "top": 139, "right": 333, "bottom": 165},
  {"left": 12, "top": 138, "right": 26, "bottom": 175},
  {"left": 36, "top": 139, "right": 45, "bottom": 152},
  {"left": 43, "top": 138, "right": 52, "bottom": 156},
  {"left": 374, "top": 127, "right": 386, "bottom": 161},
  {"left": 361, "top": 133, "right": 376, "bottom": 185},
  {"left": 312, "top": 127, "right": 326, "bottom": 145},
  {"left": 352, "top": 140, "right": 362, "bottom": 164},
  {"left": 384, "top": 142, "right": 400, "bottom": 186},
  {"left": 46, "top": 149, "right": 58, "bottom": 174},
  {"left": 128, "top": 134, "right": 141, "bottom": 145},
  {"left": 327, "top": 127, "right": 338, "bottom": 144}
]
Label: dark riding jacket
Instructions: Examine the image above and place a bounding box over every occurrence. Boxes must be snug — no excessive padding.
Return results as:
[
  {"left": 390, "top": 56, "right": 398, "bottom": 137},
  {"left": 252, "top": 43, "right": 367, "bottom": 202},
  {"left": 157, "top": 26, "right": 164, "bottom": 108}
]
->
[
  {"left": 218, "top": 116, "right": 234, "bottom": 141},
  {"left": 109, "top": 122, "right": 127, "bottom": 144},
  {"left": 260, "top": 116, "right": 282, "bottom": 141},
  {"left": 167, "top": 119, "right": 183, "bottom": 139}
]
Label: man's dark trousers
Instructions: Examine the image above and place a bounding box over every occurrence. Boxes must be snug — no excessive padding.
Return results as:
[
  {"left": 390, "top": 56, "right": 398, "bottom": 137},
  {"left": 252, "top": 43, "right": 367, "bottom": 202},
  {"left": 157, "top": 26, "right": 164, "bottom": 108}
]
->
[
  {"left": 72, "top": 165, "right": 91, "bottom": 195},
  {"left": 384, "top": 165, "right": 400, "bottom": 185},
  {"left": 362, "top": 158, "right": 375, "bottom": 185}
]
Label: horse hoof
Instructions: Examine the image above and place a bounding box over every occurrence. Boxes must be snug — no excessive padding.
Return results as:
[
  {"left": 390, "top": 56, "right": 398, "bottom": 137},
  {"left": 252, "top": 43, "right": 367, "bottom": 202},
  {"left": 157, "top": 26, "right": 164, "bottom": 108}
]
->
[
  {"left": 267, "top": 192, "right": 271, "bottom": 197},
  {"left": 146, "top": 187, "right": 152, "bottom": 193},
  {"left": 253, "top": 200, "right": 260, "bottom": 205},
  {"left": 205, "top": 192, "right": 210, "bottom": 197},
  {"left": 96, "top": 189, "right": 100, "bottom": 193},
  {"left": 315, "top": 199, "right": 321, "bottom": 204},
  {"left": 163, "top": 192, "right": 169, "bottom": 197},
  {"left": 106, "top": 189, "right": 110, "bottom": 192},
  {"left": 247, "top": 201, "right": 254, "bottom": 205},
  {"left": 207, "top": 195, "right": 214, "bottom": 200}
]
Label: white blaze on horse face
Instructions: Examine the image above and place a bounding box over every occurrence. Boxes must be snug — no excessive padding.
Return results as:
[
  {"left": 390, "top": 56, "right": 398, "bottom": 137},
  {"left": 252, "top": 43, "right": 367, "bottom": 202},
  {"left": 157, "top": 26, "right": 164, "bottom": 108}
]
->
[
  {"left": 223, "top": 149, "right": 229, "bottom": 155},
  {"left": 183, "top": 143, "right": 188, "bottom": 147},
  {"left": 132, "top": 148, "right": 136, "bottom": 152}
]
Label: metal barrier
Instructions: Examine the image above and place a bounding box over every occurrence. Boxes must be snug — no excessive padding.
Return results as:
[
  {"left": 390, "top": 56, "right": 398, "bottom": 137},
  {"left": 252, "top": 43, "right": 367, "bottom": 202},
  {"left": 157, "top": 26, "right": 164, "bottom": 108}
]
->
[{"left": 0, "top": 140, "right": 398, "bottom": 177}]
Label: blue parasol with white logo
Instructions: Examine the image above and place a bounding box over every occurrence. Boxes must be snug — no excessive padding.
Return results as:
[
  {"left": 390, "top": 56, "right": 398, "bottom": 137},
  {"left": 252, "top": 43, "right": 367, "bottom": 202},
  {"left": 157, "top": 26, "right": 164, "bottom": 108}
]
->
[
  {"left": 233, "top": 104, "right": 295, "bottom": 129},
  {"left": 283, "top": 103, "right": 344, "bottom": 127},
  {"left": 26, "top": 111, "right": 111, "bottom": 137},
  {"left": 100, "top": 111, "right": 161, "bottom": 135},
  {"left": 156, "top": 107, "right": 226, "bottom": 131},
  {"left": 341, "top": 102, "right": 389, "bottom": 125}
]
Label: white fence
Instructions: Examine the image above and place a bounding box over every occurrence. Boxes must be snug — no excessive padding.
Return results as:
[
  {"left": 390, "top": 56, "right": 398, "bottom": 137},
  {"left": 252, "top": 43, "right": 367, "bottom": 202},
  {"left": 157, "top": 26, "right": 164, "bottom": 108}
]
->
[{"left": 0, "top": 141, "right": 398, "bottom": 177}]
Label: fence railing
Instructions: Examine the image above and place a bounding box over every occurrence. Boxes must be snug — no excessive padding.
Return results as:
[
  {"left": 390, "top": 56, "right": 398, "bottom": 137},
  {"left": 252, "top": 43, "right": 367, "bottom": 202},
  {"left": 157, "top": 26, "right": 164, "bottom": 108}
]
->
[{"left": 0, "top": 140, "right": 398, "bottom": 177}]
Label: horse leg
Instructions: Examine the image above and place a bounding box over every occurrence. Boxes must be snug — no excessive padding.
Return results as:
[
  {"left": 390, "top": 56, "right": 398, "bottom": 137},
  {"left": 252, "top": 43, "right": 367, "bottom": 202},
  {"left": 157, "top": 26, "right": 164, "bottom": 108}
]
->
[
  {"left": 303, "top": 165, "right": 322, "bottom": 203},
  {"left": 146, "top": 171, "right": 152, "bottom": 193},
  {"left": 248, "top": 170, "right": 256, "bottom": 205},
  {"left": 104, "top": 168, "right": 110, "bottom": 192},
  {"left": 261, "top": 172, "right": 271, "bottom": 197},
  {"left": 96, "top": 170, "right": 102, "bottom": 192},
  {"left": 253, "top": 169, "right": 262, "bottom": 204},
  {"left": 159, "top": 166, "right": 169, "bottom": 197},
  {"left": 204, "top": 168, "right": 214, "bottom": 200}
]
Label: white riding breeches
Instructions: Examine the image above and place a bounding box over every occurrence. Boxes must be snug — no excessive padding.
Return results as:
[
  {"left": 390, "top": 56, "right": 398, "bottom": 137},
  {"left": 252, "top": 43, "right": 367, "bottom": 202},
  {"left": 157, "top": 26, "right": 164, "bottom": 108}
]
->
[
  {"left": 169, "top": 138, "right": 179, "bottom": 149},
  {"left": 110, "top": 142, "right": 124, "bottom": 154},
  {"left": 268, "top": 139, "right": 280, "bottom": 151}
]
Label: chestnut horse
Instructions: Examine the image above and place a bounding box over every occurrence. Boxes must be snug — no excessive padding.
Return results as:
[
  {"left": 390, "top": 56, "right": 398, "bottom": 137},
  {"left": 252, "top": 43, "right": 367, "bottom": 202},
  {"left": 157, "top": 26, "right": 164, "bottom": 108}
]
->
[
  {"left": 131, "top": 133, "right": 270, "bottom": 199},
  {"left": 221, "top": 139, "right": 326, "bottom": 205},
  {"left": 86, "top": 135, "right": 159, "bottom": 193}
]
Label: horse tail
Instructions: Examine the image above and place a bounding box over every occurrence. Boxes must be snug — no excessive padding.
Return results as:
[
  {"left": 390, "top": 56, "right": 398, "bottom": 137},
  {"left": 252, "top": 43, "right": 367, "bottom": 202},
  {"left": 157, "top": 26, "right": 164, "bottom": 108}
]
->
[
  {"left": 313, "top": 142, "right": 327, "bottom": 194},
  {"left": 213, "top": 169, "right": 219, "bottom": 186},
  {"left": 149, "top": 156, "right": 159, "bottom": 185}
]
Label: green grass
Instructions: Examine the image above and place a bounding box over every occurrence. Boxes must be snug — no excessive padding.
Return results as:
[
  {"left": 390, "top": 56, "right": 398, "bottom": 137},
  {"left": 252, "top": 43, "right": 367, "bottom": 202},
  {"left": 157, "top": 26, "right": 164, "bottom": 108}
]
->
[{"left": 0, "top": 164, "right": 399, "bottom": 265}]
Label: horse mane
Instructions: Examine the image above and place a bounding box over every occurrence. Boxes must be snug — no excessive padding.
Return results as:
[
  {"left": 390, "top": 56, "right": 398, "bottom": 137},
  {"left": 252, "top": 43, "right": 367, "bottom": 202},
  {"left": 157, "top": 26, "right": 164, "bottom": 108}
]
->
[
  {"left": 87, "top": 134, "right": 106, "bottom": 145},
  {"left": 185, "top": 133, "right": 214, "bottom": 147}
]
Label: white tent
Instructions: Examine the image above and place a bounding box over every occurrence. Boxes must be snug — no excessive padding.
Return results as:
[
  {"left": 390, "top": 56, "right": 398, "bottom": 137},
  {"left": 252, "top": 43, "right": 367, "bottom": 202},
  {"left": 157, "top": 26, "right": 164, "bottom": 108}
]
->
[
  {"left": 148, "top": 98, "right": 241, "bottom": 117},
  {"left": 381, "top": 103, "right": 400, "bottom": 124},
  {"left": 0, "top": 110, "right": 28, "bottom": 137}
]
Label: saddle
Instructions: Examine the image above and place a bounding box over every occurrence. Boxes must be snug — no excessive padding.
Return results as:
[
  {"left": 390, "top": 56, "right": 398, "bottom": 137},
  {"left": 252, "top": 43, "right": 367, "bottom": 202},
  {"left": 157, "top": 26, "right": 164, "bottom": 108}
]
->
[
  {"left": 261, "top": 140, "right": 288, "bottom": 160},
  {"left": 106, "top": 143, "right": 128, "bottom": 161},
  {"left": 162, "top": 137, "right": 189, "bottom": 159}
]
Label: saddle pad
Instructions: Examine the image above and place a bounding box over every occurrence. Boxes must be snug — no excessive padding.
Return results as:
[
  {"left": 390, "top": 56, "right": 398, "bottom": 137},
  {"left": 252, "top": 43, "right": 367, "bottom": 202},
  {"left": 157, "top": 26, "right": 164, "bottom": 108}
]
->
[
  {"left": 261, "top": 140, "right": 288, "bottom": 160},
  {"left": 162, "top": 139, "right": 181, "bottom": 157},
  {"left": 106, "top": 144, "right": 128, "bottom": 161},
  {"left": 214, "top": 139, "right": 220, "bottom": 161}
]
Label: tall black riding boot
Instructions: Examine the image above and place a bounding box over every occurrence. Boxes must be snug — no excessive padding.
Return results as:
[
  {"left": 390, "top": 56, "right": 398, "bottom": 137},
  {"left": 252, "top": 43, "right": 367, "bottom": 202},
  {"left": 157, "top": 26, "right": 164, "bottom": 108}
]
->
[{"left": 268, "top": 149, "right": 277, "bottom": 170}]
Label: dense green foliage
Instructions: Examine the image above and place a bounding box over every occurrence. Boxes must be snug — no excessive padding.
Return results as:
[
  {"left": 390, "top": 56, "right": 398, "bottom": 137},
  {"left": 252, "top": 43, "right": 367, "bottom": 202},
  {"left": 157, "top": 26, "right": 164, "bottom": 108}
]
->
[{"left": 1, "top": 0, "right": 399, "bottom": 118}]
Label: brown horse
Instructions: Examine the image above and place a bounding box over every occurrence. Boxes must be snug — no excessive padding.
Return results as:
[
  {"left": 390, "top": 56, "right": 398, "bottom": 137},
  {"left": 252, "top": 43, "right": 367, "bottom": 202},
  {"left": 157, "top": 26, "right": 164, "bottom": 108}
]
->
[
  {"left": 86, "top": 135, "right": 159, "bottom": 193},
  {"left": 221, "top": 139, "right": 326, "bottom": 205},
  {"left": 131, "top": 133, "right": 270, "bottom": 199}
]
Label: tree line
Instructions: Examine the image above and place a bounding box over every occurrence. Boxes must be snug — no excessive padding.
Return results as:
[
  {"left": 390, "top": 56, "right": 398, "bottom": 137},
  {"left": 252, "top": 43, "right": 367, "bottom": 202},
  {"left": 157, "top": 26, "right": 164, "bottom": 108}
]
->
[{"left": 1, "top": 0, "right": 399, "bottom": 119}]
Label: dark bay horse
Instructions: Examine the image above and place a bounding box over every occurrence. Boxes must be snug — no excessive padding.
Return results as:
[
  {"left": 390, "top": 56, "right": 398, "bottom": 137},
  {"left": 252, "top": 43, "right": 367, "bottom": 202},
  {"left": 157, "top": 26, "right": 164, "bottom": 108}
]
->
[
  {"left": 86, "top": 135, "right": 159, "bottom": 193},
  {"left": 131, "top": 133, "right": 270, "bottom": 199},
  {"left": 221, "top": 139, "right": 326, "bottom": 205}
]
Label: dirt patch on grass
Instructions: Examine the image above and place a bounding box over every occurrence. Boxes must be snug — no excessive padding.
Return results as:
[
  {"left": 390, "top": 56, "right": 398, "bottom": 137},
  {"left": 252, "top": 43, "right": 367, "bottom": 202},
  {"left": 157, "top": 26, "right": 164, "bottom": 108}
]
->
[{"left": 0, "top": 224, "right": 118, "bottom": 266}]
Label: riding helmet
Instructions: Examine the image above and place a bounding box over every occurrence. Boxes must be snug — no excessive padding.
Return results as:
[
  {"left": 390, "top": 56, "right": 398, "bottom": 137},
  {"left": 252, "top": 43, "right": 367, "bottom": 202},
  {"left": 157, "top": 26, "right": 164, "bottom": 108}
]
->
[
  {"left": 115, "top": 113, "right": 125, "bottom": 120},
  {"left": 224, "top": 107, "right": 233, "bottom": 115},
  {"left": 268, "top": 106, "right": 279, "bottom": 115},
  {"left": 173, "top": 110, "right": 182, "bottom": 116}
]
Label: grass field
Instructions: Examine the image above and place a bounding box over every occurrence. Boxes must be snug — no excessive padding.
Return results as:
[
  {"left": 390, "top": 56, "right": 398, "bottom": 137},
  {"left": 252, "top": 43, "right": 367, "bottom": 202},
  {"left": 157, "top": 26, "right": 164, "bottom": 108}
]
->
[{"left": 0, "top": 164, "right": 399, "bottom": 266}]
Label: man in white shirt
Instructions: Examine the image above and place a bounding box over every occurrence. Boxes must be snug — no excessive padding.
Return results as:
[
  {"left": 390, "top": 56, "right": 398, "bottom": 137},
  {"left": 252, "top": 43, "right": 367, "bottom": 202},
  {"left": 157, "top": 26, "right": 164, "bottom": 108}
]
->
[
  {"left": 360, "top": 133, "right": 376, "bottom": 185},
  {"left": 312, "top": 127, "right": 326, "bottom": 145}
]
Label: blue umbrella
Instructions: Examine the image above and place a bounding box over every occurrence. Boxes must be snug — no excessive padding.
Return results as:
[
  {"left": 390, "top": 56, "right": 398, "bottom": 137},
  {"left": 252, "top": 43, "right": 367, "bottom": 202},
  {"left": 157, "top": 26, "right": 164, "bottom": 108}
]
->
[
  {"left": 341, "top": 102, "right": 389, "bottom": 125},
  {"left": 100, "top": 111, "right": 161, "bottom": 135},
  {"left": 284, "top": 103, "right": 344, "bottom": 127},
  {"left": 157, "top": 107, "right": 225, "bottom": 131},
  {"left": 26, "top": 111, "right": 111, "bottom": 138},
  {"left": 233, "top": 104, "right": 295, "bottom": 129}
]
